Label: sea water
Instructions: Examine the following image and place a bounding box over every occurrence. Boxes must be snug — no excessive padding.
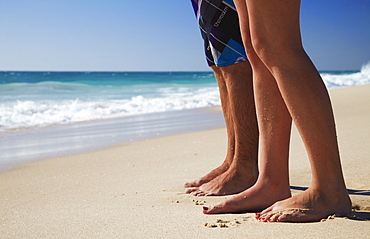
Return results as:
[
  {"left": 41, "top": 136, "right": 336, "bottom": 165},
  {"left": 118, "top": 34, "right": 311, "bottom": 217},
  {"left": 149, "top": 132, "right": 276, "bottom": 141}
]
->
[
  {"left": 0, "top": 71, "right": 220, "bottom": 130},
  {"left": 1, "top": 62, "right": 370, "bottom": 130},
  {"left": 0, "top": 62, "right": 370, "bottom": 170}
]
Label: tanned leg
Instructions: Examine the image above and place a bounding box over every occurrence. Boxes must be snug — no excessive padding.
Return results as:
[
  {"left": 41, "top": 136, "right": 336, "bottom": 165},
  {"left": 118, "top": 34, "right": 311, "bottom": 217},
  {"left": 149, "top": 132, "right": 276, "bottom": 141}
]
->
[
  {"left": 203, "top": 40, "right": 292, "bottom": 213},
  {"left": 204, "top": 0, "right": 352, "bottom": 221},
  {"left": 184, "top": 66, "right": 237, "bottom": 188},
  {"left": 186, "top": 61, "right": 259, "bottom": 196},
  {"left": 248, "top": 0, "right": 351, "bottom": 222}
]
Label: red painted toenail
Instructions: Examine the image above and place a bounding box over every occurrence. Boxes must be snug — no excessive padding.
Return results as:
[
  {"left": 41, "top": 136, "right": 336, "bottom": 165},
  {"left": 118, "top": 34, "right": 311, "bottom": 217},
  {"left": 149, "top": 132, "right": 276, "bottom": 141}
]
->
[
  {"left": 203, "top": 206, "right": 209, "bottom": 211},
  {"left": 267, "top": 219, "right": 271, "bottom": 222}
]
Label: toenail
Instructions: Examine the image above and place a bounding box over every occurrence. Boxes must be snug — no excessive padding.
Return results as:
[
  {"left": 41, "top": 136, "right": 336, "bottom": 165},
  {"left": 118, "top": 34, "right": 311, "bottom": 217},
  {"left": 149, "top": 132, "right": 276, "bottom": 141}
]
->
[{"left": 203, "top": 206, "right": 209, "bottom": 211}]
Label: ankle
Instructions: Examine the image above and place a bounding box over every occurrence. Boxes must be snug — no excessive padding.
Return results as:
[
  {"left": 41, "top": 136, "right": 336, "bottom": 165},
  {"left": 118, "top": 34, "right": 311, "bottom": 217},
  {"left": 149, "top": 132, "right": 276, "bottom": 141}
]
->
[
  {"left": 231, "top": 158, "right": 258, "bottom": 178},
  {"left": 303, "top": 186, "right": 351, "bottom": 210},
  {"left": 255, "top": 176, "right": 291, "bottom": 196},
  {"left": 310, "top": 179, "right": 348, "bottom": 196}
]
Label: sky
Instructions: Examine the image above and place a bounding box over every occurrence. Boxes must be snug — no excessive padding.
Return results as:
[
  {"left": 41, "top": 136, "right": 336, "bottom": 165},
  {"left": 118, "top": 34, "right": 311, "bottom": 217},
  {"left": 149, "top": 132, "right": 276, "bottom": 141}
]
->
[{"left": 0, "top": 0, "right": 369, "bottom": 72}]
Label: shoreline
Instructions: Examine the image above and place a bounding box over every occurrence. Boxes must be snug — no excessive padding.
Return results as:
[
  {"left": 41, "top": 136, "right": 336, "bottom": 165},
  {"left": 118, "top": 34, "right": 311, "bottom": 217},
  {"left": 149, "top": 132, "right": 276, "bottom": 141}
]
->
[
  {"left": 0, "top": 107, "right": 224, "bottom": 172},
  {"left": 1, "top": 84, "right": 369, "bottom": 238}
]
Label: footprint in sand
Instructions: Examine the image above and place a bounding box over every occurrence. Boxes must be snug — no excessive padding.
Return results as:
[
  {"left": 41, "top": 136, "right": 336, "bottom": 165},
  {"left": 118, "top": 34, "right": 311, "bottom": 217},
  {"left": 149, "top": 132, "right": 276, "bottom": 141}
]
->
[
  {"left": 204, "top": 218, "right": 250, "bottom": 228},
  {"left": 192, "top": 199, "right": 206, "bottom": 205}
]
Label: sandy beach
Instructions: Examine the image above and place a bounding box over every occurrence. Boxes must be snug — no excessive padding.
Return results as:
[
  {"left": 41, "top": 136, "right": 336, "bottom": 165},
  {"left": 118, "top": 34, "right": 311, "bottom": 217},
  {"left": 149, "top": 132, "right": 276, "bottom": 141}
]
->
[{"left": 1, "top": 84, "right": 369, "bottom": 238}]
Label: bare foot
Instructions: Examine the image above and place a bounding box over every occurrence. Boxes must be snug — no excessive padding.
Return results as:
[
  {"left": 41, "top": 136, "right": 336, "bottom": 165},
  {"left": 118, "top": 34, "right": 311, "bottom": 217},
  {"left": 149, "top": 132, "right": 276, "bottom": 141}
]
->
[
  {"left": 183, "top": 160, "right": 230, "bottom": 188},
  {"left": 256, "top": 187, "right": 352, "bottom": 222},
  {"left": 202, "top": 178, "right": 291, "bottom": 214},
  {"left": 186, "top": 160, "right": 258, "bottom": 196}
]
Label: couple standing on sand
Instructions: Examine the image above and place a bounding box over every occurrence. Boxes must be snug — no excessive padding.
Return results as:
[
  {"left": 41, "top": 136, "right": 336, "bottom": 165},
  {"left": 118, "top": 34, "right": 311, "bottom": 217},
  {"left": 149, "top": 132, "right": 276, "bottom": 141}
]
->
[{"left": 185, "top": 0, "right": 352, "bottom": 222}]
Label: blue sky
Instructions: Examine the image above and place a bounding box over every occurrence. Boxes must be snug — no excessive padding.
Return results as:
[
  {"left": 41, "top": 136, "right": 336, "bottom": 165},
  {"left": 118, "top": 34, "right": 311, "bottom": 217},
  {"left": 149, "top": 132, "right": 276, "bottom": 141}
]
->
[{"left": 0, "top": 0, "right": 369, "bottom": 71}]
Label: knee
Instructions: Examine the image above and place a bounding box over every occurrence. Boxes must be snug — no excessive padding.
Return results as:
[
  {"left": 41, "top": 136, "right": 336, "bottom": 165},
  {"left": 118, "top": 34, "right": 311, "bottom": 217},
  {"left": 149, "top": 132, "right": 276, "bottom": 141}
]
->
[
  {"left": 250, "top": 35, "right": 304, "bottom": 68},
  {"left": 239, "top": 35, "right": 269, "bottom": 70},
  {"left": 250, "top": 36, "right": 277, "bottom": 66}
]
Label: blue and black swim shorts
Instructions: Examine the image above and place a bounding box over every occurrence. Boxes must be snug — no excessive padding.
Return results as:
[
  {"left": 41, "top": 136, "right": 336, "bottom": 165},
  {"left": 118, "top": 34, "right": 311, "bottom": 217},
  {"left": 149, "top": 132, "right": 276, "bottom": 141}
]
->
[{"left": 191, "top": 0, "right": 247, "bottom": 67}]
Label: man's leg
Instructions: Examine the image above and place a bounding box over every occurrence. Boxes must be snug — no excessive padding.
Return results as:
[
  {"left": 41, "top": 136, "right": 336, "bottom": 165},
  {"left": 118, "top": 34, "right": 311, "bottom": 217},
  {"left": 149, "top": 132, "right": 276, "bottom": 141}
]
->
[
  {"left": 184, "top": 66, "right": 237, "bottom": 188},
  {"left": 185, "top": 0, "right": 259, "bottom": 196},
  {"left": 185, "top": 61, "right": 259, "bottom": 196}
]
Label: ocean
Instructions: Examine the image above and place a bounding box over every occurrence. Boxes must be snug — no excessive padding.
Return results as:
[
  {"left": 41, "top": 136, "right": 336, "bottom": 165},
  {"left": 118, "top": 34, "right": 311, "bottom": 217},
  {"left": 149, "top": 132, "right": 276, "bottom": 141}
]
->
[
  {"left": 0, "top": 71, "right": 220, "bottom": 130},
  {"left": 1, "top": 63, "right": 370, "bottom": 130},
  {"left": 1, "top": 62, "right": 370, "bottom": 170}
]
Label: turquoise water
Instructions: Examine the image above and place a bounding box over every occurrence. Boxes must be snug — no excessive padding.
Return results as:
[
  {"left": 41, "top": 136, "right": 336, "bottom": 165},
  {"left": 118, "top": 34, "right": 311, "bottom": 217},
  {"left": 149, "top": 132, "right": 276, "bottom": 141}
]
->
[
  {"left": 0, "top": 71, "right": 219, "bottom": 130},
  {"left": 1, "top": 63, "right": 370, "bottom": 130}
]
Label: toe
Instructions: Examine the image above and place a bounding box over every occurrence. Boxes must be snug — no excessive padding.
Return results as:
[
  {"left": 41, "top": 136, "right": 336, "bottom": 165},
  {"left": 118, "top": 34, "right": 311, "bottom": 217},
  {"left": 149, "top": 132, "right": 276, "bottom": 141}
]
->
[
  {"left": 268, "top": 213, "right": 282, "bottom": 222},
  {"left": 258, "top": 206, "right": 280, "bottom": 222},
  {"left": 261, "top": 212, "right": 274, "bottom": 222},
  {"left": 257, "top": 213, "right": 273, "bottom": 222},
  {"left": 202, "top": 206, "right": 211, "bottom": 214},
  {"left": 202, "top": 203, "right": 225, "bottom": 214},
  {"left": 260, "top": 204, "right": 274, "bottom": 215},
  {"left": 255, "top": 212, "right": 261, "bottom": 220},
  {"left": 183, "top": 182, "right": 192, "bottom": 188},
  {"left": 185, "top": 188, "right": 198, "bottom": 194},
  {"left": 191, "top": 190, "right": 207, "bottom": 196},
  {"left": 275, "top": 211, "right": 294, "bottom": 222},
  {"left": 263, "top": 208, "right": 319, "bottom": 223},
  {"left": 184, "top": 180, "right": 201, "bottom": 188},
  {"left": 195, "top": 191, "right": 207, "bottom": 197},
  {"left": 277, "top": 209, "right": 317, "bottom": 222}
]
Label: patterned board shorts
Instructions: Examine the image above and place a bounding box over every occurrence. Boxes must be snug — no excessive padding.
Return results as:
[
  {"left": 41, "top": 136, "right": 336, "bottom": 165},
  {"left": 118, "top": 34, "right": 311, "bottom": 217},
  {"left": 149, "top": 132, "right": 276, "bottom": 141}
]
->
[{"left": 191, "top": 0, "right": 247, "bottom": 67}]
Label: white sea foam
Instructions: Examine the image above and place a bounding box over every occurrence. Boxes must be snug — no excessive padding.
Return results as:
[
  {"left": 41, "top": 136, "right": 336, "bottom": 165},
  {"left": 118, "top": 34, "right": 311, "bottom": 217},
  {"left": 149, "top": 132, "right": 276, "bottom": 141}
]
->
[
  {"left": 322, "top": 61, "right": 370, "bottom": 88},
  {"left": 0, "top": 87, "right": 221, "bottom": 130}
]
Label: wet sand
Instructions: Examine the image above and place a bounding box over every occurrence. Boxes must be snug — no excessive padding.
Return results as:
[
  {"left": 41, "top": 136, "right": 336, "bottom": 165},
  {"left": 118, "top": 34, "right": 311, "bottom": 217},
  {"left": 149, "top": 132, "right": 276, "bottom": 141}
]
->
[{"left": 0, "top": 107, "right": 224, "bottom": 172}]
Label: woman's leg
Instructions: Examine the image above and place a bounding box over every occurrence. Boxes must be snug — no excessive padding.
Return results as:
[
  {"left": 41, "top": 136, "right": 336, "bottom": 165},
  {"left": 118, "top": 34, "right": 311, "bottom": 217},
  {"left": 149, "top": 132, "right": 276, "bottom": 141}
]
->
[
  {"left": 203, "top": 0, "right": 352, "bottom": 221},
  {"left": 203, "top": 57, "right": 293, "bottom": 213},
  {"left": 203, "top": 0, "right": 292, "bottom": 213},
  {"left": 246, "top": 0, "right": 351, "bottom": 222}
]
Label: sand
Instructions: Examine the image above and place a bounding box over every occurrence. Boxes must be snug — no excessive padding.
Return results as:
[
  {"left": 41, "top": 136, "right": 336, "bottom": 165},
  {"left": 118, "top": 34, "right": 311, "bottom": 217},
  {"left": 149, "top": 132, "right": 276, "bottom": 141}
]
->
[{"left": 1, "top": 84, "right": 369, "bottom": 238}]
